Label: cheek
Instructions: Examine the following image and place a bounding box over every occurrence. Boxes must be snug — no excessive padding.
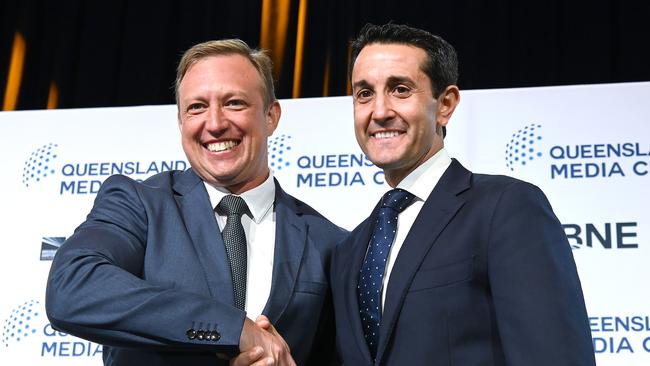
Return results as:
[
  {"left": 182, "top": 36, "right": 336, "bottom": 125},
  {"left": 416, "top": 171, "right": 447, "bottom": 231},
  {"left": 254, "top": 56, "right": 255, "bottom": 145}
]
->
[
  {"left": 180, "top": 119, "right": 201, "bottom": 137},
  {"left": 353, "top": 112, "right": 367, "bottom": 134},
  {"left": 353, "top": 125, "right": 367, "bottom": 146}
]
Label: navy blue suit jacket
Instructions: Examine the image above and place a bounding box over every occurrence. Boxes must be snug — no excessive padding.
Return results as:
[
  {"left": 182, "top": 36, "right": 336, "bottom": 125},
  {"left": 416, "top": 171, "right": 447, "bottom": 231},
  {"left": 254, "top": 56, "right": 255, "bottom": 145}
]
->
[
  {"left": 331, "top": 160, "right": 595, "bottom": 365},
  {"left": 46, "top": 169, "right": 346, "bottom": 365}
]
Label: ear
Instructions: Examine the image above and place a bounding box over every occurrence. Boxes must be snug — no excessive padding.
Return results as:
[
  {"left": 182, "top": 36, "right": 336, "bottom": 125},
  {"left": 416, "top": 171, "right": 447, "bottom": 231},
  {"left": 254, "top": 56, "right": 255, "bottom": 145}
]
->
[
  {"left": 436, "top": 85, "right": 460, "bottom": 127},
  {"left": 177, "top": 110, "right": 183, "bottom": 131},
  {"left": 265, "top": 100, "right": 281, "bottom": 136}
]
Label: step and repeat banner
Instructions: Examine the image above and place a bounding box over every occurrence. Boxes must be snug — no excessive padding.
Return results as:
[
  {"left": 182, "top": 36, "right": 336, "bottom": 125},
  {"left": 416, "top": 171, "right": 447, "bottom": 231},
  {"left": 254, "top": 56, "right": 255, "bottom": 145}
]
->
[{"left": 1, "top": 82, "right": 648, "bottom": 365}]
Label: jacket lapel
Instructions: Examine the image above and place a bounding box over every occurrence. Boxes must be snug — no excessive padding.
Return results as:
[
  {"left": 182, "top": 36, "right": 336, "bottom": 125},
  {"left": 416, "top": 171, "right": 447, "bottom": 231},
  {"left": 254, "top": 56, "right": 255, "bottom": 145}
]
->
[
  {"left": 262, "top": 180, "right": 307, "bottom": 323},
  {"left": 340, "top": 212, "right": 378, "bottom": 364},
  {"left": 375, "top": 160, "right": 471, "bottom": 363},
  {"left": 173, "top": 169, "right": 234, "bottom": 305}
]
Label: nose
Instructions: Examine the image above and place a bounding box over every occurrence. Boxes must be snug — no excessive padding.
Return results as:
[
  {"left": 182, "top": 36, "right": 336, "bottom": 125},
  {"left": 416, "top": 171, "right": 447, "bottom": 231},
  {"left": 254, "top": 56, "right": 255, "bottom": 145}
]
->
[
  {"left": 205, "top": 106, "right": 228, "bottom": 133},
  {"left": 371, "top": 93, "right": 395, "bottom": 123}
]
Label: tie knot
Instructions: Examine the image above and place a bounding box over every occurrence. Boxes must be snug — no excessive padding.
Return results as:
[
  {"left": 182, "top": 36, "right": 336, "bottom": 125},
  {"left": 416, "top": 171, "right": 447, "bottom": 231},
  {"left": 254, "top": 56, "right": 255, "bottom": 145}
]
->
[
  {"left": 381, "top": 188, "right": 415, "bottom": 213},
  {"left": 217, "top": 195, "right": 249, "bottom": 217}
]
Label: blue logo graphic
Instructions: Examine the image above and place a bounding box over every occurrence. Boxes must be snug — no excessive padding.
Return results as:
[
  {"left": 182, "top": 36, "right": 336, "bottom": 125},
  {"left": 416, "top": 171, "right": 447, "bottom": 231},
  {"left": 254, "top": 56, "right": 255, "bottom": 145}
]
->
[
  {"left": 2, "top": 300, "right": 40, "bottom": 348},
  {"left": 505, "top": 124, "right": 543, "bottom": 171},
  {"left": 22, "top": 143, "right": 59, "bottom": 187},
  {"left": 268, "top": 134, "right": 292, "bottom": 172}
]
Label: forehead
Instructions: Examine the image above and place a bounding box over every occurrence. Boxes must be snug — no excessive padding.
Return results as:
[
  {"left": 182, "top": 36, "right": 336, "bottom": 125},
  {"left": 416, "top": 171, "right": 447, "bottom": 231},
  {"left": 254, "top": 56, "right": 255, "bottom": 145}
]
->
[
  {"left": 352, "top": 43, "right": 428, "bottom": 83},
  {"left": 178, "top": 54, "right": 264, "bottom": 99}
]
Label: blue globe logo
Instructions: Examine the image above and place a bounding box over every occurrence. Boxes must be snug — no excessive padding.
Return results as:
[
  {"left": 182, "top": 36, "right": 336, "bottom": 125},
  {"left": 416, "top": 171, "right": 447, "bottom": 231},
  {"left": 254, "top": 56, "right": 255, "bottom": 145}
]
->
[
  {"left": 505, "top": 124, "right": 543, "bottom": 171},
  {"left": 268, "top": 134, "right": 292, "bottom": 172},
  {"left": 22, "top": 143, "right": 58, "bottom": 187},
  {"left": 2, "top": 300, "right": 40, "bottom": 348}
]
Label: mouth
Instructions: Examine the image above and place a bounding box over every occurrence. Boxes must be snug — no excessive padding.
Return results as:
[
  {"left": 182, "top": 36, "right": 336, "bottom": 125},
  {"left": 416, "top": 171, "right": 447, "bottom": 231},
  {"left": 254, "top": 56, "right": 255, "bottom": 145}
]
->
[
  {"left": 371, "top": 131, "right": 404, "bottom": 139},
  {"left": 205, "top": 140, "right": 240, "bottom": 153}
]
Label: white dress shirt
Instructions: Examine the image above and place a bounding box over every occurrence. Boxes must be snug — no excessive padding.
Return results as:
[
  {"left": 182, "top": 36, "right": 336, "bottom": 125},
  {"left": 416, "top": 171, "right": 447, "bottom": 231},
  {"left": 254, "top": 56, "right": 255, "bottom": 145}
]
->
[
  {"left": 381, "top": 148, "right": 452, "bottom": 311},
  {"left": 204, "top": 173, "right": 276, "bottom": 319}
]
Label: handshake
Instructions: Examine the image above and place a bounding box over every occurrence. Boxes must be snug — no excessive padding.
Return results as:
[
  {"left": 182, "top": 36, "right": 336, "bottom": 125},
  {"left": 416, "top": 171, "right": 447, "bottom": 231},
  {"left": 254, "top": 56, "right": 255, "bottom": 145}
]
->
[{"left": 228, "top": 316, "right": 295, "bottom": 366}]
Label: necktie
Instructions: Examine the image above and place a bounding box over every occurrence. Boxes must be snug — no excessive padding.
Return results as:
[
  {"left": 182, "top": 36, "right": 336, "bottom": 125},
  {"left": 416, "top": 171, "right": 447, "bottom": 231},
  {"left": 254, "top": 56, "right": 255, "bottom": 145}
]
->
[
  {"left": 358, "top": 188, "right": 415, "bottom": 359},
  {"left": 217, "top": 195, "right": 249, "bottom": 311}
]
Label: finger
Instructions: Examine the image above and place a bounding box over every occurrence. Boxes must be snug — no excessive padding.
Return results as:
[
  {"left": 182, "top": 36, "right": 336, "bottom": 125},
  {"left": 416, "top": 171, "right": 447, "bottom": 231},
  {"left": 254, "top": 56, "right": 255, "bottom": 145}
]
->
[
  {"left": 265, "top": 324, "right": 291, "bottom": 354},
  {"left": 255, "top": 315, "right": 271, "bottom": 329},
  {"left": 251, "top": 357, "right": 275, "bottom": 366},
  {"left": 264, "top": 322, "right": 282, "bottom": 340},
  {"left": 229, "top": 346, "right": 264, "bottom": 366}
]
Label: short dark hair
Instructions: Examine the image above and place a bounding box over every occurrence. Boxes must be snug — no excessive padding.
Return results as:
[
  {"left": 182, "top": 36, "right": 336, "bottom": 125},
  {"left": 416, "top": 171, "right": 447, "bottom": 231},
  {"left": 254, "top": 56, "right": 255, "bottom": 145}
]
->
[
  {"left": 349, "top": 23, "right": 458, "bottom": 137},
  {"left": 349, "top": 23, "right": 458, "bottom": 98}
]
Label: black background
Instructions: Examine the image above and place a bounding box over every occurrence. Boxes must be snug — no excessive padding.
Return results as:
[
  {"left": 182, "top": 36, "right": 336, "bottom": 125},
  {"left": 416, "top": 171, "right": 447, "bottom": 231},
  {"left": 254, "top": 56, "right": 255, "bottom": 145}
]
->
[{"left": 1, "top": 0, "right": 649, "bottom": 110}]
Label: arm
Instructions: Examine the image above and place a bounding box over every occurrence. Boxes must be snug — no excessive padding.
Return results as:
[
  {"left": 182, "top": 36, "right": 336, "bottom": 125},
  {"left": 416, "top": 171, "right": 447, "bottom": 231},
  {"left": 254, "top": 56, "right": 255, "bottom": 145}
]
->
[
  {"left": 45, "top": 175, "right": 244, "bottom": 353},
  {"left": 488, "top": 181, "right": 595, "bottom": 365}
]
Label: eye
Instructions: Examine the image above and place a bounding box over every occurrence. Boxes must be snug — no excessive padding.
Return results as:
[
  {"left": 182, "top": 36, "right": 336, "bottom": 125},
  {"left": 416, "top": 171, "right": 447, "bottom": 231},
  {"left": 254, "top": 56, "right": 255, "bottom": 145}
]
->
[
  {"left": 187, "top": 103, "right": 206, "bottom": 114},
  {"left": 355, "top": 89, "right": 373, "bottom": 103},
  {"left": 225, "top": 99, "right": 247, "bottom": 110},
  {"left": 392, "top": 85, "right": 412, "bottom": 98}
]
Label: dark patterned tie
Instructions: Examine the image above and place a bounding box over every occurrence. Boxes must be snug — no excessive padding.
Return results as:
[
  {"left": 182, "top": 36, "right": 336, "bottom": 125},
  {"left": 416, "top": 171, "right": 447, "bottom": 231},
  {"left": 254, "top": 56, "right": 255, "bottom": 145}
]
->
[
  {"left": 358, "top": 188, "right": 415, "bottom": 359},
  {"left": 217, "top": 195, "right": 249, "bottom": 311}
]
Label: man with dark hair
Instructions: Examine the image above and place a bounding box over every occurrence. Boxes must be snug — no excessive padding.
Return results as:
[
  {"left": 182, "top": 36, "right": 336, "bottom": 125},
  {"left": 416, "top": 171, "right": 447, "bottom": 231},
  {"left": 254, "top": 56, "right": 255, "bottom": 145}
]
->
[
  {"left": 46, "top": 39, "right": 345, "bottom": 366},
  {"left": 331, "top": 23, "right": 595, "bottom": 365}
]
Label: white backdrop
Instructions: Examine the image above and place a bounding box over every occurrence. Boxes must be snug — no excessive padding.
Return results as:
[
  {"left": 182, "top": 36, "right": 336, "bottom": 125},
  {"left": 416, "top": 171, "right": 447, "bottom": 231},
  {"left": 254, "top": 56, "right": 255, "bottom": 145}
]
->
[{"left": 1, "top": 82, "right": 648, "bottom": 365}]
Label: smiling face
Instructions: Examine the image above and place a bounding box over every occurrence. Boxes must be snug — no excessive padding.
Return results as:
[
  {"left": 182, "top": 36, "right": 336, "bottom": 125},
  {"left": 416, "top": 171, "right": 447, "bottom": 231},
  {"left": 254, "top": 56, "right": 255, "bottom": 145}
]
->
[
  {"left": 177, "top": 54, "right": 280, "bottom": 194},
  {"left": 351, "top": 43, "right": 458, "bottom": 187}
]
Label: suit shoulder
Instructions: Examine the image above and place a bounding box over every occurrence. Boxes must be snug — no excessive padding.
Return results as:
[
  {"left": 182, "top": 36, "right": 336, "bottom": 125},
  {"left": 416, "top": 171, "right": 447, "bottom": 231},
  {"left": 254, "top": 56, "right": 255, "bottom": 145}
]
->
[
  {"left": 102, "top": 170, "right": 187, "bottom": 191},
  {"left": 96, "top": 171, "right": 188, "bottom": 204},
  {"left": 466, "top": 173, "right": 553, "bottom": 219},
  {"left": 141, "top": 170, "right": 185, "bottom": 189},
  {"left": 470, "top": 172, "right": 543, "bottom": 196}
]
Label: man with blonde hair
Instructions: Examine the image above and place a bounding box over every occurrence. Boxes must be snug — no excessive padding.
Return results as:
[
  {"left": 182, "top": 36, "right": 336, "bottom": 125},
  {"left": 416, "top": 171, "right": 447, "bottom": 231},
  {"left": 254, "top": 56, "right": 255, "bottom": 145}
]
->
[{"left": 47, "top": 39, "right": 345, "bottom": 366}]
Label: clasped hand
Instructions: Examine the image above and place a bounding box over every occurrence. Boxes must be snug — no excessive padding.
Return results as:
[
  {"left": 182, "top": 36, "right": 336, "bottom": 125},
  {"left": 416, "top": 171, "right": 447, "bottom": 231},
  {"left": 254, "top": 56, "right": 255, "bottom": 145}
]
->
[{"left": 230, "top": 315, "right": 296, "bottom": 366}]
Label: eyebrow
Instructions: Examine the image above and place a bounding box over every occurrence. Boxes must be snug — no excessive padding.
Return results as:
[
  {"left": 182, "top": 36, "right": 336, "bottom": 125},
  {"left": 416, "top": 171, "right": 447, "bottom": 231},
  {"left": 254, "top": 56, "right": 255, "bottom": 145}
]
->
[
  {"left": 386, "top": 75, "right": 415, "bottom": 86},
  {"left": 352, "top": 79, "right": 371, "bottom": 91},
  {"left": 352, "top": 75, "right": 416, "bottom": 91}
]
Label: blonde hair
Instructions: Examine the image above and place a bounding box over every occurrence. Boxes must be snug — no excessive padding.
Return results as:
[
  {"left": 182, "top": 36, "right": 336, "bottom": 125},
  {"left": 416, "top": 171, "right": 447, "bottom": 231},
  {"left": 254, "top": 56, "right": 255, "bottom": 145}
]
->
[{"left": 175, "top": 39, "right": 276, "bottom": 108}]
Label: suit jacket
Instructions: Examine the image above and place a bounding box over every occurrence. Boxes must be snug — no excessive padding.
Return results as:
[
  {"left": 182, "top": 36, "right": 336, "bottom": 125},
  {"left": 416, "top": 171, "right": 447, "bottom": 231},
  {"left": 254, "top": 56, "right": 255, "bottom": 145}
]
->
[
  {"left": 46, "top": 169, "right": 346, "bottom": 366},
  {"left": 331, "top": 159, "right": 595, "bottom": 365}
]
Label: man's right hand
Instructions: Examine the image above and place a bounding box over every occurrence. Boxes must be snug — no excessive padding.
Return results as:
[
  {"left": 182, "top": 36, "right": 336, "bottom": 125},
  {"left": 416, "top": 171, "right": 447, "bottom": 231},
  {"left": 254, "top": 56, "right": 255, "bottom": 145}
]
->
[{"left": 234, "top": 316, "right": 295, "bottom": 366}]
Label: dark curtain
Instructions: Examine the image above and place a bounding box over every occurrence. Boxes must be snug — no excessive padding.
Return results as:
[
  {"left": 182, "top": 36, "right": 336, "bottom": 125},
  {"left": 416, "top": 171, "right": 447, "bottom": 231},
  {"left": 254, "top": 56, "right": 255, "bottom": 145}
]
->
[{"left": 1, "top": 0, "right": 649, "bottom": 111}]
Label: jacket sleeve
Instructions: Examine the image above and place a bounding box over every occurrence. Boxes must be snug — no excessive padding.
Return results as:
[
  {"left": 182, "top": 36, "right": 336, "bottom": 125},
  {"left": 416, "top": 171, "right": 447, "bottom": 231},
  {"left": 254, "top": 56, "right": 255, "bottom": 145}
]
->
[
  {"left": 488, "top": 181, "right": 596, "bottom": 365},
  {"left": 45, "top": 175, "right": 244, "bottom": 353}
]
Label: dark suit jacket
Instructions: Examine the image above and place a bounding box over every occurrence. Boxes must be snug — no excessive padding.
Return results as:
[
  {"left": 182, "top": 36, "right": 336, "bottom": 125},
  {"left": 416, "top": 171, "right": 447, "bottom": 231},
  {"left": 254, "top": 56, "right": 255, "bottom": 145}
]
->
[
  {"left": 331, "top": 159, "right": 595, "bottom": 365},
  {"left": 46, "top": 169, "right": 346, "bottom": 366}
]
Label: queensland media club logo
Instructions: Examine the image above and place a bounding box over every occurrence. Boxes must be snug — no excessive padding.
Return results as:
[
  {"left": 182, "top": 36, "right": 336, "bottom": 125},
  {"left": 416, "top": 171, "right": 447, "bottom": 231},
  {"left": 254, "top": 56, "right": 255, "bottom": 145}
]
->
[
  {"left": 267, "top": 132, "right": 382, "bottom": 188},
  {"left": 268, "top": 134, "right": 292, "bottom": 173},
  {"left": 22, "top": 143, "right": 59, "bottom": 187},
  {"left": 505, "top": 123, "right": 649, "bottom": 179},
  {"left": 21, "top": 142, "right": 187, "bottom": 195},
  {"left": 505, "top": 124, "right": 543, "bottom": 172},
  {"left": 2, "top": 299, "right": 102, "bottom": 357}
]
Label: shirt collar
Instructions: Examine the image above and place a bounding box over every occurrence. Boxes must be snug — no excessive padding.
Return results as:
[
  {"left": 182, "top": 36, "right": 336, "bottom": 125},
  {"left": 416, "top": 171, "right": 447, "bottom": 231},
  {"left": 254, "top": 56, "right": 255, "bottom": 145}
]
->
[
  {"left": 396, "top": 148, "right": 452, "bottom": 202},
  {"left": 203, "top": 172, "right": 276, "bottom": 224}
]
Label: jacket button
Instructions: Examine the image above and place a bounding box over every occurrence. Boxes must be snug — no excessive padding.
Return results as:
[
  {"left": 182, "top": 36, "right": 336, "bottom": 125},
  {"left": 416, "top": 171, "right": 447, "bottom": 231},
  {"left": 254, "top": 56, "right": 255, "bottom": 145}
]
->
[
  {"left": 197, "top": 330, "right": 205, "bottom": 340},
  {"left": 186, "top": 329, "right": 197, "bottom": 340},
  {"left": 209, "top": 331, "right": 221, "bottom": 342}
]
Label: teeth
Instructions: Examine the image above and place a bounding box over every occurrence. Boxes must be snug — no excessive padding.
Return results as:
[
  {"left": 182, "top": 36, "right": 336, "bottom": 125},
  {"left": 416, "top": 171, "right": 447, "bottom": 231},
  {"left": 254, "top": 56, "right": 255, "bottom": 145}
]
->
[
  {"left": 373, "top": 131, "right": 401, "bottom": 139},
  {"left": 206, "top": 141, "right": 239, "bottom": 152}
]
